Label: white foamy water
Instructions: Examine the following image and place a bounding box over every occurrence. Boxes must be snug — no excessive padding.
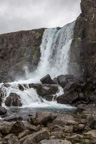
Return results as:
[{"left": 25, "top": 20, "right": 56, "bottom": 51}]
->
[{"left": 0, "top": 21, "right": 75, "bottom": 110}]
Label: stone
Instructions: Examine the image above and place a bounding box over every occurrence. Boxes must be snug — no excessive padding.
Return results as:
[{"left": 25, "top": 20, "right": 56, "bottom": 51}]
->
[
  {"left": 22, "top": 129, "right": 49, "bottom": 144},
  {"left": 5, "top": 93, "right": 22, "bottom": 106},
  {"left": 3, "top": 115, "right": 22, "bottom": 122},
  {"left": 84, "top": 130, "right": 96, "bottom": 138},
  {"left": 0, "top": 106, "right": 7, "bottom": 115},
  {"left": 10, "top": 120, "right": 25, "bottom": 134},
  {"left": 40, "top": 139, "right": 72, "bottom": 144},
  {"left": 64, "top": 81, "right": 78, "bottom": 93},
  {"left": 0, "top": 121, "right": 13, "bottom": 134},
  {"left": 25, "top": 123, "right": 40, "bottom": 132},
  {"left": 29, "top": 83, "right": 58, "bottom": 97},
  {"left": 52, "top": 114, "right": 78, "bottom": 126},
  {"left": 57, "top": 75, "right": 67, "bottom": 88},
  {"left": 3, "top": 134, "right": 20, "bottom": 144},
  {"left": 18, "top": 130, "right": 30, "bottom": 139},
  {"left": 57, "top": 91, "right": 78, "bottom": 105},
  {"left": 35, "top": 112, "right": 54, "bottom": 125},
  {"left": 40, "top": 74, "right": 55, "bottom": 84}
]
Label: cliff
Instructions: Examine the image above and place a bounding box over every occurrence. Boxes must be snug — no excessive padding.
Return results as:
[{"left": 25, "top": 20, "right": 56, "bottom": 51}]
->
[
  {"left": 0, "top": 29, "right": 44, "bottom": 82},
  {"left": 69, "top": 0, "right": 96, "bottom": 78}
]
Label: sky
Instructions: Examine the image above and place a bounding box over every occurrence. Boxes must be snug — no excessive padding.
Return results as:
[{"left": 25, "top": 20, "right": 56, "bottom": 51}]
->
[{"left": 0, "top": 0, "right": 81, "bottom": 34}]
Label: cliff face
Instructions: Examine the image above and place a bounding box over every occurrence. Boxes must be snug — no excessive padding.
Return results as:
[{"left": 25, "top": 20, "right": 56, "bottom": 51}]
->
[
  {"left": 81, "top": 0, "right": 96, "bottom": 78},
  {"left": 0, "top": 29, "right": 44, "bottom": 82},
  {"left": 69, "top": 0, "right": 96, "bottom": 78}
]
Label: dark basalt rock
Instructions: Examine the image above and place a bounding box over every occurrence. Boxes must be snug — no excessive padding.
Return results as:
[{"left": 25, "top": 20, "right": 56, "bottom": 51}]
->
[
  {"left": 5, "top": 93, "right": 22, "bottom": 107},
  {"left": 57, "top": 91, "right": 78, "bottom": 105},
  {"left": 0, "top": 28, "right": 45, "bottom": 82},
  {"left": 0, "top": 106, "right": 7, "bottom": 115},
  {"left": 40, "top": 74, "right": 55, "bottom": 84},
  {"left": 28, "top": 83, "right": 58, "bottom": 97}
]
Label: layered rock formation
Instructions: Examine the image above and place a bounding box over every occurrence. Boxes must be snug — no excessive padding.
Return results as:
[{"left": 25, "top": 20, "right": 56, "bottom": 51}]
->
[
  {"left": 0, "top": 29, "right": 44, "bottom": 82},
  {"left": 69, "top": 0, "right": 96, "bottom": 78}
]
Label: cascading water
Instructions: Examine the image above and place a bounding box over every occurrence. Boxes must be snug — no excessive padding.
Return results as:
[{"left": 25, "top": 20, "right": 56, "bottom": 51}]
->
[{"left": 0, "top": 21, "right": 75, "bottom": 111}]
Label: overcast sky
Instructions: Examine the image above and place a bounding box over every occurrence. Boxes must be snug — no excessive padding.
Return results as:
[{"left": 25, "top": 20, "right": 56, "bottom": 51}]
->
[{"left": 0, "top": 0, "right": 81, "bottom": 34}]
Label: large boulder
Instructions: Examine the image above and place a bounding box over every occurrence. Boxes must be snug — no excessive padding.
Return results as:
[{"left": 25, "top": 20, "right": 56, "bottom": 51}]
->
[
  {"left": 57, "top": 75, "right": 67, "bottom": 88},
  {"left": 28, "top": 83, "right": 58, "bottom": 97},
  {"left": 52, "top": 114, "right": 77, "bottom": 126},
  {"left": 64, "top": 81, "right": 78, "bottom": 93},
  {"left": 57, "top": 91, "right": 78, "bottom": 105},
  {"left": 0, "top": 106, "right": 7, "bottom": 115},
  {"left": 40, "top": 74, "right": 55, "bottom": 84},
  {"left": 30, "top": 112, "right": 54, "bottom": 126},
  {"left": 5, "top": 93, "right": 22, "bottom": 107}
]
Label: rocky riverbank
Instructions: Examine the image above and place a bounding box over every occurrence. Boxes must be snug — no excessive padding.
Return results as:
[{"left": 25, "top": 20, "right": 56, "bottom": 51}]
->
[
  {"left": 0, "top": 106, "right": 96, "bottom": 144},
  {"left": 0, "top": 73, "right": 96, "bottom": 143}
]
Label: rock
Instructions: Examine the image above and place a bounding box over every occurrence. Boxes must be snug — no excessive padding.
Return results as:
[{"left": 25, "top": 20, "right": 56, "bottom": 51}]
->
[
  {"left": 0, "top": 106, "right": 7, "bottom": 115},
  {"left": 81, "top": 0, "right": 96, "bottom": 78},
  {"left": 67, "top": 134, "right": 83, "bottom": 143},
  {"left": 64, "top": 81, "right": 78, "bottom": 93},
  {"left": 84, "top": 130, "right": 96, "bottom": 138},
  {"left": 64, "top": 125, "right": 73, "bottom": 133},
  {"left": 3, "top": 115, "right": 22, "bottom": 122},
  {"left": 0, "top": 28, "right": 44, "bottom": 82},
  {"left": 52, "top": 114, "right": 78, "bottom": 126},
  {"left": 29, "top": 83, "right": 58, "bottom": 97},
  {"left": 44, "top": 95, "right": 54, "bottom": 101},
  {"left": 5, "top": 93, "right": 22, "bottom": 106},
  {"left": 10, "top": 120, "right": 25, "bottom": 134},
  {"left": 40, "top": 74, "right": 55, "bottom": 84},
  {"left": 57, "top": 91, "right": 78, "bottom": 105},
  {"left": 3, "top": 134, "right": 20, "bottom": 144},
  {"left": 40, "top": 139, "right": 72, "bottom": 144},
  {"left": 18, "top": 130, "right": 30, "bottom": 139},
  {"left": 22, "top": 129, "right": 49, "bottom": 144},
  {"left": 35, "top": 112, "right": 54, "bottom": 125},
  {"left": 57, "top": 75, "right": 67, "bottom": 88},
  {"left": 25, "top": 123, "right": 40, "bottom": 132},
  {"left": 0, "top": 121, "right": 13, "bottom": 134}
]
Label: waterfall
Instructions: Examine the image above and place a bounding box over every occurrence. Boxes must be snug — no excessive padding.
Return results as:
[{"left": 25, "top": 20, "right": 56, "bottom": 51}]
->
[
  {"left": 0, "top": 21, "right": 75, "bottom": 109},
  {"left": 23, "top": 21, "right": 75, "bottom": 83}
]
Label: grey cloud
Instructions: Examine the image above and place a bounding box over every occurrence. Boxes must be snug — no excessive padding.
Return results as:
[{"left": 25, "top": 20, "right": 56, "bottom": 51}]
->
[{"left": 0, "top": 0, "right": 81, "bottom": 34}]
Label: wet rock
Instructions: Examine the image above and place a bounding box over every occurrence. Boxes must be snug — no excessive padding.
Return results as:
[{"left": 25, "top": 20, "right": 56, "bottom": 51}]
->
[
  {"left": 40, "top": 74, "right": 55, "bottom": 84},
  {"left": 3, "top": 115, "right": 22, "bottom": 122},
  {"left": 57, "top": 91, "right": 78, "bottom": 105},
  {"left": 22, "top": 129, "right": 49, "bottom": 144},
  {"left": 64, "top": 81, "right": 78, "bottom": 93},
  {"left": 5, "top": 93, "right": 22, "bottom": 106},
  {"left": 10, "top": 120, "right": 25, "bottom": 134},
  {"left": 44, "top": 95, "right": 54, "bottom": 101},
  {"left": 0, "top": 121, "right": 13, "bottom": 134},
  {"left": 29, "top": 83, "right": 58, "bottom": 97},
  {"left": 57, "top": 75, "right": 67, "bottom": 88},
  {"left": 0, "top": 106, "right": 7, "bottom": 115},
  {"left": 40, "top": 139, "right": 72, "bottom": 144}
]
